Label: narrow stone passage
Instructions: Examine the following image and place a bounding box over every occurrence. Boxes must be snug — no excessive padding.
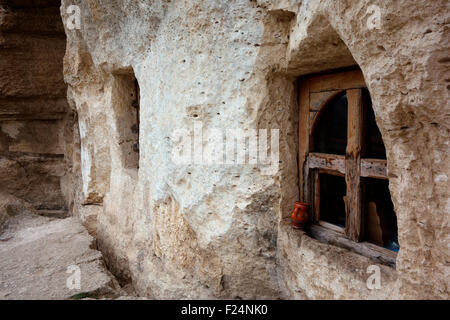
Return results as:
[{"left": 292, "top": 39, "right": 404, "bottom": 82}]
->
[{"left": 0, "top": 212, "right": 129, "bottom": 300}]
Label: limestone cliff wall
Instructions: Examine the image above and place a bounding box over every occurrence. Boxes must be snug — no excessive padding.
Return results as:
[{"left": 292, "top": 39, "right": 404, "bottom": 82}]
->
[
  {"left": 0, "top": 0, "right": 76, "bottom": 218},
  {"left": 61, "top": 0, "right": 449, "bottom": 299}
]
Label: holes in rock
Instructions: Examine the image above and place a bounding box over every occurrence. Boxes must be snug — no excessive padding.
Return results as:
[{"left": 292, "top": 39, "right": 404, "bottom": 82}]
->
[{"left": 437, "top": 57, "right": 450, "bottom": 63}]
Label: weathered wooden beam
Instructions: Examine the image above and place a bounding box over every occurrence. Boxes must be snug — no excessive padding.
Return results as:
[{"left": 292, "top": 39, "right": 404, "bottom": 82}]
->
[
  {"left": 308, "top": 153, "right": 387, "bottom": 179},
  {"left": 299, "top": 80, "right": 310, "bottom": 202},
  {"left": 307, "top": 70, "right": 366, "bottom": 93},
  {"left": 309, "top": 224, "right": 397, "bottom": 267},
  {"left": 318, "top": 220, "right": 344, "bottom": 234},
  {"left": 308, "top": 152, "right": 345, "bottom": 175},
  {"left": 345, "top": 89, "right": 363, "bottom": 242},
  {"left": 361, "top": 158, "right": 388, "bottom": 179}
]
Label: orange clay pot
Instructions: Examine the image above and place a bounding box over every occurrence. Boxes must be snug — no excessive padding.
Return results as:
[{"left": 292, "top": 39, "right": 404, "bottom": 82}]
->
[{"left": 290, "top": 202, "right": 310, "bottom": 230}]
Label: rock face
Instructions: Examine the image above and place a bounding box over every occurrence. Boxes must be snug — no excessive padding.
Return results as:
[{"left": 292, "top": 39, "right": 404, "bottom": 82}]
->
[
  {"left": 55, "top": 0, "right": 449, "bottom": 300},
  {"left": 0, "top": 0, "right": 77, "bottom": 217},
  {"left": 0, "top": 192, "right": 36, "bottom": 232}
]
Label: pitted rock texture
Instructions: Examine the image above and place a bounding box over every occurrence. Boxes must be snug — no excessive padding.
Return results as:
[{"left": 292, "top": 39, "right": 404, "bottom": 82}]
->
[{"left": 61, "top": 0, "right": 449, "bottom": 299}]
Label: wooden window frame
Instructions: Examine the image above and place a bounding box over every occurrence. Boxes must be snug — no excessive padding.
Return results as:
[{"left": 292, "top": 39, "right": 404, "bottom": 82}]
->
[
  {"left": 132, "top": 78, "right": 140, "bottom": 159},
  {"left": 298, "top": 69, "right": 397, "bottom": 267}
]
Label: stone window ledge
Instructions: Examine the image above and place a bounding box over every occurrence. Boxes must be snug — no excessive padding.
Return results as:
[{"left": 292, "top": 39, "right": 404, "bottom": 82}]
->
[{"left": 277, "top": 218, "right": 398, "bottom": 299}]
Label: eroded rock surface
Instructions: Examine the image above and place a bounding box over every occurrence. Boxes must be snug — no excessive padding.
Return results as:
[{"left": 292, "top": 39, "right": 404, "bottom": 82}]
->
[{"left": 59, "top": 0, "right": 449, "bottom": 299}]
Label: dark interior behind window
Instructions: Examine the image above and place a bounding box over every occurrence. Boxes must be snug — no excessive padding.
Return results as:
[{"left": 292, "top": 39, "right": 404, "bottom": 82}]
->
[{"left": 313, "top": 92, "right": 348, "bottom": 155}]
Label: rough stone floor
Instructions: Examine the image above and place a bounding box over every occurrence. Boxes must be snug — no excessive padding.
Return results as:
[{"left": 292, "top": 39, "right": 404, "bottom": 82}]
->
[{"left": 0, "top": 213, "right": 137, "bottom": 300}]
